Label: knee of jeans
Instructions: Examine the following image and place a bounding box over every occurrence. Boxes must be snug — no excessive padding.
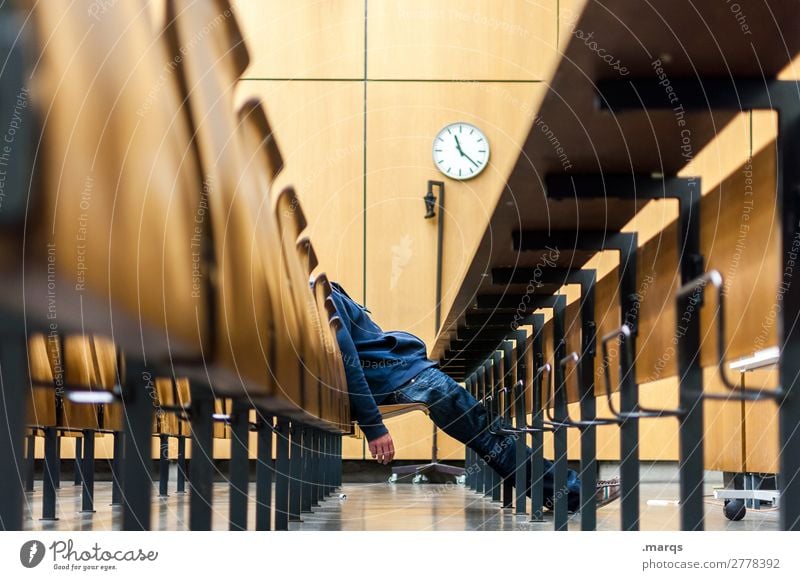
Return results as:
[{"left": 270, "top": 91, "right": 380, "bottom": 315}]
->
[
  {"left": 436, "top": 375, "right": 467, "bottom": 399},
  {"left": 430, "top": 384, "right": 468, "bottom": 411}
]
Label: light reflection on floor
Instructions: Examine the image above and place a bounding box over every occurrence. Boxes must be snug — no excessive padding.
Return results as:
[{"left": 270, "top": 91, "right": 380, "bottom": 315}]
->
[{"left": 21, "top": 481, "right": 780, "bottom": 531}]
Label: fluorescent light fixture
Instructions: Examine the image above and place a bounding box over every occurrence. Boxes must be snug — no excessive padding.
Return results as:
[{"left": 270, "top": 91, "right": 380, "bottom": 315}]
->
[
  {"left": 728, "top": 346, "right": 780, "bottom": 372},
  {"left": 66, "top": 391, "right": 115, "bottom": 404}
]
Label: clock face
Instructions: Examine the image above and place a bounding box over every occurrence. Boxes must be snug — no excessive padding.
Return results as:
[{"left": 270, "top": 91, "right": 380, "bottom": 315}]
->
[{"left": 432, "top": 122, "right": 490, "bottom": 180}]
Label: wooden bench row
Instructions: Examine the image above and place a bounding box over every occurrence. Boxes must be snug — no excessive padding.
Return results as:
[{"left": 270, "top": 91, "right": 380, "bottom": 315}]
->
[
  {"left": 0, "top": 0, "right": 352, "bottom": 530},
  {"left": 432, "top": 0, "right": 800, "bottom": 532}
]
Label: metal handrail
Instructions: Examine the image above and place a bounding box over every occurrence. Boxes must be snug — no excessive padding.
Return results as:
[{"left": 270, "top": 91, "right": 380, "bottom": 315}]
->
[
  {"left": 542, "top": 352, "right": 619, "bottom": 427},
  {"left": 677, "top": 270, "right": 783, "bottom": 402},
  {"left": 600, "top": 325, "right": 682, "bottom": 420}
]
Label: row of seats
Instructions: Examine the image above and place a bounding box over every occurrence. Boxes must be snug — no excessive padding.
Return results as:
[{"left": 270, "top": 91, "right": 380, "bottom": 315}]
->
[
  {"left": 0, "top": 0, "right": 352, "bottom": 531},
  {"left": 433, "top": 0, "right": 800, "bottom": 532}
]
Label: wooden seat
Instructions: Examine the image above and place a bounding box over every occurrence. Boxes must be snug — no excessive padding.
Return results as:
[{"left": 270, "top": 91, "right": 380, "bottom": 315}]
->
[
  {"left": 309, "top": 273, "right": 343, "bottom": 426},
  {"left": 0, "top": 0, "right": 349, "bottom": 532},
  {"left": 26, "top": 334, "right": 58, "bottom": 429},
  {"left": 58, "top": 335, "right": 122, "bottom": 431},
  {"left": 21, "top": 0, "right": 207, "bottom": 362},
  {"left": 235, "top": 97, "right": 309, "bottom": 409},
  {"left": 273, "top": 187, "right": 331, "bottom": 417},
  {"left": 297, "top": 238, "right": 338, "bottom": 424},
  {"left": 91, "top": 337, "right": 123, "bottom": 432},
  {"left": 296, "top": 236, "right": 319, "bottom": 275},
  {"left": 153, "top": 378, "right": 190, "bottom": 438},
  {"left": 312, "top": 275, "right": 352, "bottom": 432},
  {"left": 153, "top": 378, "right": 233, "bottom": 440},
  {"left": 14, "top": 6, "right": 208, "bottom": 531},
  {"left": 25, "top": 335, "right": 117, "bottom": 434},
  {"left": 378, "top": 403, "right": 429, "bottom": 420},
  {"left": 163, "top": 0, "right": 306, "bottom": 411}
]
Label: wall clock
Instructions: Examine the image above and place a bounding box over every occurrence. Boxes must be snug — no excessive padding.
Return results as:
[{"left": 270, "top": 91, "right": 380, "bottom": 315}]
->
[{"left": 432, "top": 122, "right": 490, "bottom": 180}]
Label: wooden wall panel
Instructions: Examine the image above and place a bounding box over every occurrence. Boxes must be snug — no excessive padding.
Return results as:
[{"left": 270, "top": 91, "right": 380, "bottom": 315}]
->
[
  {"left": 232, "top": 0, "right": 364, "bottom": 79},
  {"left": 540, "top": 313, "right": 555, "bottom": 410},
  {"left": 592, "top": 267, "right": 621, "bottom": 397},
  {"left": 703, "top": 367, "right": 745, "bottom": 473},
  {"left": 545, "top": 377, "right": 679, "bottom": 461},
  {"left": 679, "top": 114, "right": 751, "bottom": 196},
  {"left": 563, "top": 298, "right": 582, "bottom": 402},
  {"left": 699, "top": 141, "right": 779, "bottom": 366},
  {"left": 637, "top": 378, "right": 680, "bottom": 461},
  {"left": 635, "top": 222, "right": 680, "bottom": 384},
  {"left": 235, "top": 80, "right": 365, "bottom": 298},
  {"left": 743, "top": 367, "right": 779, "bottom": 473},
  {"left": 365, "top": 81, "right": 544, "bottom": 343},
  {"left": 341, "top": 412, "right": 465, "bottom": 461},
  {"left": 342, "top": 431, "right": 366, "bottom": 458},
  {"left": 523, "top": 325, "right": 535, "bottom": 416},
  {"left": 367, "top": 0, "right": 557, "bottom": 80},
  {"left": 388, "top": 412, "right": 465, "bottom": 461},
  {"left": 740, "top": 110, "right": 781, "bottom": 475}
]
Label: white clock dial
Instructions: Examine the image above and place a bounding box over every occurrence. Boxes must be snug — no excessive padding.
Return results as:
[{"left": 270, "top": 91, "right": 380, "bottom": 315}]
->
[{"left": 432, "top": 122, "right": 490, "bottom": 180}]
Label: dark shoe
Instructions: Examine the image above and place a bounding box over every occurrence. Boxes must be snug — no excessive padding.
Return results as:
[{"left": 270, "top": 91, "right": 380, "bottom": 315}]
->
[
  {"left": 542, "top": 476, "right": 621, "bottom": 513},
  {"left": 595, "top": 476, "right": 621, "bottom": 508}
]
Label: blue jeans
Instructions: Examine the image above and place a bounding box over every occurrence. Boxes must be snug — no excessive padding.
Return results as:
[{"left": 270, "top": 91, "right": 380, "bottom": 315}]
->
[{"left": 390, "top": 366, "right": 581, "bottom": 511}]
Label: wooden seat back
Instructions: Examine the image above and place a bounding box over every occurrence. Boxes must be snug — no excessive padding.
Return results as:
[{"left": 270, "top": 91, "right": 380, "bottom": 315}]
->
[
  {"left": 235, "top": 98, "right": 308, "bottom": 406},
  {"left": 25, "top": 0, "right": 207, "bottom": 360},
  {"left": 26, "top": 334, "right": 58, "bottom": 428},
  {"left": 163, "top": 0, "right": 297, "bottom": 403}
]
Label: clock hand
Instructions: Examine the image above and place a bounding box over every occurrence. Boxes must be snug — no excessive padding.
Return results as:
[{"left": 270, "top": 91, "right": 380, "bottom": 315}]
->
[
  {"left": 453, "top": 135, "right": 480, "bottom": 167},
  {"left": 461, "top": 151, "right": 480, "bottom": 168}
]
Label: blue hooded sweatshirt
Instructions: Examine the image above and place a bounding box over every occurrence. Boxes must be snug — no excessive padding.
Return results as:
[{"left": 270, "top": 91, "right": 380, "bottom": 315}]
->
[{"left": 329, "top": 282, "right": 436, "bottom": 441}]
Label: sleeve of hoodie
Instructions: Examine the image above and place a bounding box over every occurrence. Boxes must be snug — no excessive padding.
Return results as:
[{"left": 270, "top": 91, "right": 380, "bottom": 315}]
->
[{"left": 330, "top": 292, "right": 388, "bottom": 441}]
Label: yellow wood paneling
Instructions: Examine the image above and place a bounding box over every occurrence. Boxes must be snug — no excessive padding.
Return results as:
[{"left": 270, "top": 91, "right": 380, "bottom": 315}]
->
[
  {"left": 232, "top": 0, "right": 364, "bottom": 79},
  {"left": 367, "top": 0, "right": 557, "bottom": 80},
  {"left": 340, "top": 412, "right": 464, "bottom": 461},
  {"left": 698, "top": 143, "right": 779, "bottom": 365},
  {"left": 385, "top": 413, "right": 464, "bottom": 461},
  {"left": 678, "top": 113, "right": 751, "bottom": 196},
  {"left": 703, "top": 367, "right": 745, "bottom": 473},
  {"left": 778, "top": 53, "right": 800, "bottom": 80},
  {"left": 635, "top": 221, "right": 680, "bottom": 384},
  {"left": 365, "top": 81, "right": 544, "bottom": 343},
  {"left": 589, "top": 267, "right": 621, "bottom": 396},
  {"left": 543, "top": 377, "right": 679, "bottom": 461},
  {"left": 33, "top": 428, "right": 460, "bottom": 462},
  {"left": 743, "top": 367, "right": 779, "bottom": 473},
  {"left": 740, "top": 109, "right": 781, "bottom": 475},
  {"left": 235, "top": 80, "right": 365, "bottom": 298}
]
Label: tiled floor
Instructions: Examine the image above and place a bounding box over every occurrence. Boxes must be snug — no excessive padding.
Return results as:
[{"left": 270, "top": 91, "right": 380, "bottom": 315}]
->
[{"left": 21, "top": 480, "right": 780, "bottom": 531}]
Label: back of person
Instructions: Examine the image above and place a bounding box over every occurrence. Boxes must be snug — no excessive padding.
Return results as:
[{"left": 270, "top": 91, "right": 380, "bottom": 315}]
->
[{"left": 329, "top": 282, "right": 435, "bottom": 396}]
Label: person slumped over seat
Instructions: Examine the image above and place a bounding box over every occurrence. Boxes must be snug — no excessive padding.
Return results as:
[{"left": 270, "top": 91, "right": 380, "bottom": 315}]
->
[{"left": 329, "top": 282, "right": 621, "bottom": 513}]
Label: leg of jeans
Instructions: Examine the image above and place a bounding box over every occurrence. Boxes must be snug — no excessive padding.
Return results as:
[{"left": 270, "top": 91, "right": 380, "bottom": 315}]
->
[{"left": 395, "top": 367, "right": 581, "bottom": 509}]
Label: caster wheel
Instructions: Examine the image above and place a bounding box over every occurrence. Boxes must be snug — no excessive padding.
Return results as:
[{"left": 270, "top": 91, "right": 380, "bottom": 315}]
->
[
  {"left": 412, "top": 474, "right": 429, "bottom": 484},
  {"left": 387, "top": 473, "right": 398, "bottom": 484},
  {"left": 724, "top": 499, "right": 746, "bottom": 521},
  {"left": 455, "top": 475, "right": 466, "bottom": 486}
]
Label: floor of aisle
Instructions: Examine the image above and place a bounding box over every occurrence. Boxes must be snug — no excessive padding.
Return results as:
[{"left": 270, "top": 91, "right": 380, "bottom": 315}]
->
[{"left": 21, "top": 480, "right": 779, "bottom": 531}]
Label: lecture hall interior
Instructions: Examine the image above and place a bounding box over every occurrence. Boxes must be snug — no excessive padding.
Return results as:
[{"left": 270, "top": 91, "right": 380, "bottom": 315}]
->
[{"left": 2, "top": 0, "right": 800, "bottom": 555}]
